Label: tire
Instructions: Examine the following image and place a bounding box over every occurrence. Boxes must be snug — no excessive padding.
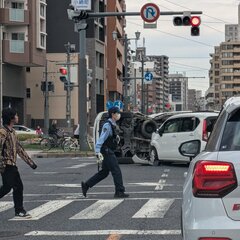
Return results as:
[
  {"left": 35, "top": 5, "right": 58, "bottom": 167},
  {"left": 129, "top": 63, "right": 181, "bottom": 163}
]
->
[
  {"left": 40, "top": 138, "right": 52, "bottom": 151},
  {"left": 63, "top": 139, "right": 77, "bottom": 152},
  {"left": 149, "top": 147, "right": 159, "bottom": 166},
  {"left": 141, "top": 120, "right": 158, "bottom": 139}
]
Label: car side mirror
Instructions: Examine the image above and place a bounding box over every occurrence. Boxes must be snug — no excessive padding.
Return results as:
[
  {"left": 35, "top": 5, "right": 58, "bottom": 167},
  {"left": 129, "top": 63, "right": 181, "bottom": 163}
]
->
[{"left": 179, "top": 140, "right": 201, "bottom": 159}]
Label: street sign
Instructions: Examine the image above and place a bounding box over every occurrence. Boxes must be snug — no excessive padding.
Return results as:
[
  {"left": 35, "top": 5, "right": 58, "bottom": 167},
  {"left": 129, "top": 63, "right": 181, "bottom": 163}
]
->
[
  {"left": 71, "top": 0, "right": 91, "bottom": 11},
  {"left": 140, "top": 3, "right": 160, "bottom": 23},
  {"left": 106, "top": 100, "right": 113, "bottom": 110},
  {"left": 144, "top": 72, "right": 153, "bottom": 81},
  {"left": 114, "top": 100, "right": 123, "bottom": 110}
]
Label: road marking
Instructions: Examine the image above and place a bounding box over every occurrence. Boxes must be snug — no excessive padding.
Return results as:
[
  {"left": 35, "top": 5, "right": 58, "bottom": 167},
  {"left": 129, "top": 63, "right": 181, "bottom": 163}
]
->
[
  {"left": 155, "top": 179, "right": 166, "bottom": 190},
  {"left": 164, "top": 169, "right": 170, "bottom": 173},
  {"left": 66, "top": 163, "right": 94, "bottom": 169},
  {"left": 0, "top": 201, "right": 14, "bottom": 212},
  {"left": 10, "top": 200, "right": 73, "bottom": 221},
  {"left": 132, "top": 199, "right": 174, "bottom": 218},
  {"left": 34, "top": 172, "right": 58, "bottom": 175},
  {"left": 161, "top": 173, "right": 168, "bottom": 178},
  {"left": 43, "top": 184, "right": 82, "bottom": 188},
  {"left": 25, "top": 230, "right": 181, "bottom": 236},
  {"left": 70, "top": 200, "right": 123, "bottom": 219}
]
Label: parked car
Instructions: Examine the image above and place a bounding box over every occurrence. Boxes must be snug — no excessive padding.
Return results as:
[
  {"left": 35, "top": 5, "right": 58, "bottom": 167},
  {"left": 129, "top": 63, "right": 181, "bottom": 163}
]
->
[
  {"left": 179, "top": 97, "right": 240, "bottom": 240},
  {"left": 148, "top": 111, "right": 218, "bottom": 165},
  {"left": 13, "top": 125, "right": 36, "bottom": 135}
]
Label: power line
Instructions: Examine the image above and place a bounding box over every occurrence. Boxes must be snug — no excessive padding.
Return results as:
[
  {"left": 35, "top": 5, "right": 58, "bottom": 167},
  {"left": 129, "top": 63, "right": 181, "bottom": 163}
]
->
[{"left": 170, "top": 61, "right": 209, "bottom": 70}]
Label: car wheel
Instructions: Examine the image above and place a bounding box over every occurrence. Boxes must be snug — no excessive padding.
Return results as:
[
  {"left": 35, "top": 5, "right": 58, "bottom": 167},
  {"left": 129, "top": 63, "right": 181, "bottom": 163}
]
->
[
  {"left": 149, "top": 147, "right": 159, "bottom": 166},
  {"left": 141, "top": 120, "right": 158, "bottom": 139}
]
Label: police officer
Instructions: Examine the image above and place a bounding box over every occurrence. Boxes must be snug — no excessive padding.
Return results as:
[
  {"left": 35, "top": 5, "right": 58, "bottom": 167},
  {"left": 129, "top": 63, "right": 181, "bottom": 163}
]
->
[{"left": 81, "top": 107, "right": 129, "bottom": 198}]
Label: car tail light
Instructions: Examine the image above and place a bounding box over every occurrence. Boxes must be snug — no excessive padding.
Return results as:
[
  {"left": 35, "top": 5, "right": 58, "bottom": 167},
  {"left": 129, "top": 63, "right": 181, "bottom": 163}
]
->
[
  {"left": 199, "top": 238, "right": 231, "bottom": 240},
  {"left": 193, "top": 161, "right": 237, "bottom": 197},
  {"left": 202, "top": 119, "right": 208, "bottom": 141}
]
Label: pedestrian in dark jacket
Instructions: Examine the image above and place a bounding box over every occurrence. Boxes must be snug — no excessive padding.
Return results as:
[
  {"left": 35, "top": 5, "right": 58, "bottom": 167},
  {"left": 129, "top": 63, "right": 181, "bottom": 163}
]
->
[
  {"left": 81, "top": 107, "right": 129, "bottom": 198},
  {"left": 0, "top": 108, "right": 37, "bottom": 218}
]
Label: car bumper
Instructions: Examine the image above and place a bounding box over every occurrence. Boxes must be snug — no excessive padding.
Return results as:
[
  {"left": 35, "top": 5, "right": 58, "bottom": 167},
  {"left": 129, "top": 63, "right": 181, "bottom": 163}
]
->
[{"left": 183, "top": 198, "right": 240, "bottom": 240}]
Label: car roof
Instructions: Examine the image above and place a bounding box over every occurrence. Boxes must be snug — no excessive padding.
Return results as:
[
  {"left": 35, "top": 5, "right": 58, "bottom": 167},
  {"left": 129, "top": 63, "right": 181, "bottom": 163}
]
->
[
  {"left": 166, "top": 111, "right": 219, "bottom": 120},
  {"left": 223, "top": 96, "right": 240, "bottom": 113}
]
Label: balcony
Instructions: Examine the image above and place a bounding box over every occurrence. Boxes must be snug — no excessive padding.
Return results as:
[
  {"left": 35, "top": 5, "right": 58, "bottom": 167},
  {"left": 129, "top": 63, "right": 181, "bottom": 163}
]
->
[
  {"left": 0, "top": 8, "right": 29, "bottom": 25},
  {"left": 2, "top": 40, "right": 30, "bottom": 66}
]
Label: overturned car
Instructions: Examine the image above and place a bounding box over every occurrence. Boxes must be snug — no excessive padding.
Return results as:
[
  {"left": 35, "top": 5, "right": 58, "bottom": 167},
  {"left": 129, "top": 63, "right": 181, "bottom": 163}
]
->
[{"left": 93, "top": 111, "right": 176, "bottom": 164}]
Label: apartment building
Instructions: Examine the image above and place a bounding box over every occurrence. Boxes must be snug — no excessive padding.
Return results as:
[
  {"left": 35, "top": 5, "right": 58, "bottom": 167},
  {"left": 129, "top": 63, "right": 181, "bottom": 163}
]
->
[
  {"left": 0, "top": 0, "right": 46, "bottom": 123},
  {"left": 188, "top": 89, "right": 196, "bottom": 111},
  {"left": 168, "top": 73, "right": 188, "bottom": 111},
  {"left": 106, "top": 0, "right": 126, "bottom": 102}
]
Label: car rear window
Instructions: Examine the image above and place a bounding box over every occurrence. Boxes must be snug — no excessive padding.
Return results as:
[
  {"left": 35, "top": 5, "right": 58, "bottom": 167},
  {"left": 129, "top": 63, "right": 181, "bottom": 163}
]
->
[{"left": 220, "top": 108, "right": 240, "bottom": 151}]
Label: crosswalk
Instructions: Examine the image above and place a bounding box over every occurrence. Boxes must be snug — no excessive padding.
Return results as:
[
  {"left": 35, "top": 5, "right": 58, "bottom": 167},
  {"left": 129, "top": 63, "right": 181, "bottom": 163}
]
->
[{"left": 0, "top": 198, "right": 177, "bottom": 221}]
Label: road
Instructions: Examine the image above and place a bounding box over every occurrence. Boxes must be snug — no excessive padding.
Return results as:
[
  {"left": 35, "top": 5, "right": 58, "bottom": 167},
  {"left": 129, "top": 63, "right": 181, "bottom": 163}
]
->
[{"left": 0, "top": 156, "right": 188, "bottom": 240}]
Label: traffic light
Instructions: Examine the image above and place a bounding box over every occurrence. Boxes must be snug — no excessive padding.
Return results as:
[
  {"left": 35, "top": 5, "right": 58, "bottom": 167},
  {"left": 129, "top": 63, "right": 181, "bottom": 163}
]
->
[
  {"left": 59, "top": 67, "right": 68, "bottom": 83},
  {"left": 41, "top": 81, "right": 54, "bottom": 92},
  {"left": 173, "top": 12, "right": 201, "bottom": 36},
  {"left": 64, "top": 82, "right": 74, "bottom": 91}
]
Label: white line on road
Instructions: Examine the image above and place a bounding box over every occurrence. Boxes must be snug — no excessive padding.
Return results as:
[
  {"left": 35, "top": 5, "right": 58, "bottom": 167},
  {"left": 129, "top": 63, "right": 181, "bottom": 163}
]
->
[
  {"left": 161, "top": 173, "right": 169, "bottom": 178},
  {"left": 155, "top": 179, "right": 166, "bottom": 190},
  {"left": 34, "top": 172, "right": 58, "bottom": 175},
  {"left": 164, "top": 169, "right": 170, "bottom": 173},
  {"left": 43, "top": 184, "right": 82, "bottom": 188},
  {"left": 10, "top": 200, "right": 73, "bottom": 221},
  {"left": 70, "top": 200, "right": 124, "bottom": 219},
  {"left": 66, "top": 163, "right": 95, "bottom": 169},
  {"left": 0, "top": 201, "right": 14, "bottom": 212},
  {"left": 25, "top": 230, "right": 181, "bottom": 236},
  {"left": 132, "top": 199, "right": 174, "bottom": 218}
]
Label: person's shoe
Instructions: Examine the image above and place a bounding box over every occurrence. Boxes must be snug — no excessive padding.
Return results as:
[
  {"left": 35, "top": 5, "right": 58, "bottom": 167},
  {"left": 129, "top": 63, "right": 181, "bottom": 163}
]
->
[
  {"left": 114, "top": 192, "right": 129, "bottom": 198},
  {"left": 15, "top": 210, "right": 31, "bottom": 219},
  {"left": 81, "top": 181, "right": 89, "bottom": 197}
]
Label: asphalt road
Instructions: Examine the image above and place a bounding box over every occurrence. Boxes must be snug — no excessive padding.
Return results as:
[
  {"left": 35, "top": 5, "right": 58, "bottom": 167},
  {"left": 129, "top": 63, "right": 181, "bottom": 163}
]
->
[{"left": 0, "top": 156, "right": 188, "bottom": 240}]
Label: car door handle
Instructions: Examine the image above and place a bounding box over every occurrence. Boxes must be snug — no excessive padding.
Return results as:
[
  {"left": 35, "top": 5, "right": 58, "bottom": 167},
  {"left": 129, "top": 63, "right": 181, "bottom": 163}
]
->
[{"left": 189, "top": 133, "right": 194, "bottom": 136}]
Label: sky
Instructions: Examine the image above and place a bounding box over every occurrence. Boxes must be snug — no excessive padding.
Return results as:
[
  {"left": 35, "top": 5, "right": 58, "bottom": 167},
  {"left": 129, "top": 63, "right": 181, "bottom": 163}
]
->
[{"left": 125, "top": 0, "right": 240, "bottom": 95}]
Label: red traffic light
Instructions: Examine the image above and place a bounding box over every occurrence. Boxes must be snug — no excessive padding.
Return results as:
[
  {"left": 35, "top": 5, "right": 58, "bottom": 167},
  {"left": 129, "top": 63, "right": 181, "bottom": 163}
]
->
[
  {"left": 191, "top": 16, "right": 201, "bottom": 27},
  {"left": 60, "top": 67, "right": 67, "bottom": 75}
]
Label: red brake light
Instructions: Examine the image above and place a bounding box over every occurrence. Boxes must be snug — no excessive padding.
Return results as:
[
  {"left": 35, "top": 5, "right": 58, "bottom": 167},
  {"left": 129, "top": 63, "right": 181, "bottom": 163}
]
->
[
  {"left": 193, "top": 161, "right": 237, "bottom": 198},
  {"left": 202, "top": 119, "right": 208, "bottom": 142},
  {"left": 191, "top": 16, "right": 201, "bottom": 27}
]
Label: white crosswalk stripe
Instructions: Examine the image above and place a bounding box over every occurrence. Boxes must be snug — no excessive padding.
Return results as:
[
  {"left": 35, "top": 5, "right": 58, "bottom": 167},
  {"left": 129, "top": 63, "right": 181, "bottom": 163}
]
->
[
  {"left": 132, "top": 199, "right": 174, "bottom": 218},
  {"left": 0, "top": 201, "right": 14, "bottom": 213},
  {"left": 1, "top": 198, "right": 176, "bottom": 221},
  {"left": 10, "top": 200, "right": 73, "bottom": 221},
  {"left": 70, "top": 199, "right": 124, "bottom": 219}
]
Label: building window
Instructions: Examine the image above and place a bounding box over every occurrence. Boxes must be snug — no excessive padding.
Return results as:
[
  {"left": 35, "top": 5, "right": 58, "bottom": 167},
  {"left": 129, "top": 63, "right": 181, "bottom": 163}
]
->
[
  {"left": 40, "top": 4, "right": 45, "bottom": 17},
  {"left": 26, "top": 88, "right": 31, "bottom": 98},
  {"left": 12, "top": 33, "right": 24, "bottom": 41},
  {"left": 11, "top": 2, "right": 24, "bottom": 9},
  {"left": 26, "top": 67, "right": 30, "bottom": 72}
]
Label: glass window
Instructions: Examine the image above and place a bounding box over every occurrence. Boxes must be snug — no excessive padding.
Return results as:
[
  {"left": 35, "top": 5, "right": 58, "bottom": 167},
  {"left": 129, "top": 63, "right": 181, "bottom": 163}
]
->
[
  {"left": 162, "top": 119, "right": 181, "bottom": 133},
  {"left": 180, "top": 117, "right": 200, "bottom": 132}
]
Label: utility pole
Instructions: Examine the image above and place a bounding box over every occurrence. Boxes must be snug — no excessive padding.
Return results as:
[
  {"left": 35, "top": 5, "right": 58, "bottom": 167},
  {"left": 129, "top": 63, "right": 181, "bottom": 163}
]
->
[
  {"left": 123, "top": 35, "right": 129, "bottom": 111},
  {"left": 44, "top": 59, "right": 49, "bottom": 133},
  {"left": 65, "top": 42, "right": 72, "bottom": 128}
]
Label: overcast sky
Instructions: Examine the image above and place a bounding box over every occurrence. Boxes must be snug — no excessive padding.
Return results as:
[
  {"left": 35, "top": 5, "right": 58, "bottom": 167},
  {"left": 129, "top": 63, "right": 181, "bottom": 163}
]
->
[{"left": 125, "top": 0, "right": 240, "bottom": 94}]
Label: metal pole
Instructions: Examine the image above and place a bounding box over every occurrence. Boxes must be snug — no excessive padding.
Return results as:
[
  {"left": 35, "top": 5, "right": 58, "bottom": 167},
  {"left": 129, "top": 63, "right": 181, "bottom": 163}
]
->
[
  {"left": 133, "top": 68, "right": 137, "bottom": 108},
  {"left": 146, "top": 84, "right": 149, "bottom": 115},
  {"left": 44, "top": 59, "right": 49, "bottom": 132},
  {"left": 78, "top": 21, "right": 89, "bottom": 151},
  {"left": 141, "top": 57, "right": 144, "bottom": 114},
  {"left": 0, "top": 0, "right": 3, "bottom": 118},
  {"left": 123, "top": 35, "right": 128, "bottom": 111},
  {"left": 66, "top": 42, "right": 71, "bottom": 128}
]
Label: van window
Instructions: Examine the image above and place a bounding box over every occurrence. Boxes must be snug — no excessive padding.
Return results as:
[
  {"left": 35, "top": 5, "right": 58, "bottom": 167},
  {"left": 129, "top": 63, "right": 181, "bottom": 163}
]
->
[
  {"left": 220, "top": 108, "right": 240, "bottom": 151},
  {"left": 163, "top": 119, "right": 181, "bottom": 133}
]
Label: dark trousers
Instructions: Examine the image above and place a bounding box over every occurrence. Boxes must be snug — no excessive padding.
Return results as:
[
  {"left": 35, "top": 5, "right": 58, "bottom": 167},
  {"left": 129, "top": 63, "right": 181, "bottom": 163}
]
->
[
  {"left": 86, "top": 148, "right": 125, "bottom": 193},
  {"left": 0, "top": 165, "right": 24, "bottom": 213}
]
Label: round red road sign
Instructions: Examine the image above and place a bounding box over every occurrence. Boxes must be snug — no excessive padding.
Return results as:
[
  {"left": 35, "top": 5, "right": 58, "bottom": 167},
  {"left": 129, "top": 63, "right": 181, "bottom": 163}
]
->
[{"left": 140, "top": 3, "right": 160, "bottom": 23}]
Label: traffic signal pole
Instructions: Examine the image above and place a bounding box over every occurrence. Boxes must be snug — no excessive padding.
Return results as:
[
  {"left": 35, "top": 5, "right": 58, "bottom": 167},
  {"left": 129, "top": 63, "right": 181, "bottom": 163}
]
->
[
  {"left": 44, "top": 59, "right": 49, "bottom": 132},
  {"left": 66, "top": 43, "right": 71, "bottom": 128}
]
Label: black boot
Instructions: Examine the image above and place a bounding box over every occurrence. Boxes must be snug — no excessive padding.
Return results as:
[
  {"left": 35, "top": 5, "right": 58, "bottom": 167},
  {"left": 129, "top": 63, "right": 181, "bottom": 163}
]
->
[
  {"left": 81, "top": 182, "right": 89, "bottom": 197},
  {"left": 114, "top": 192, "right": 129, "bottom": 198}
]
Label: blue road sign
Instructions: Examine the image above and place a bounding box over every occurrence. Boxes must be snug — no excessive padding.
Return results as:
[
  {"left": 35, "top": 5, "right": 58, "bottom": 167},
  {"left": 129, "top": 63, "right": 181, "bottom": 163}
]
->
[
  {"left": 106, "top": 100, "right": 114, "bottom": 110},
  {"left": 144, "top": 72, "right": 153, "bottom": 81},
  {"left": 114, "top": 100, "right": 123, "bottom": 110}
]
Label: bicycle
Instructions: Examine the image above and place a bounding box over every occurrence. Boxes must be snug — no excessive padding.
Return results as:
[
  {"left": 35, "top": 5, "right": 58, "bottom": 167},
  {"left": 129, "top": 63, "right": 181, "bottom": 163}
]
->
[{"left": 63, "top": 136, "right": 93, "bottom": 152}]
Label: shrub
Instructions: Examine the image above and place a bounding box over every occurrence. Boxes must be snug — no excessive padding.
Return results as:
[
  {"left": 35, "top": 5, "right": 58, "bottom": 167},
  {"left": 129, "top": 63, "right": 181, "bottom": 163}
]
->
[{"left": 17, "top": 134, "right": 39, "bottom": 142}]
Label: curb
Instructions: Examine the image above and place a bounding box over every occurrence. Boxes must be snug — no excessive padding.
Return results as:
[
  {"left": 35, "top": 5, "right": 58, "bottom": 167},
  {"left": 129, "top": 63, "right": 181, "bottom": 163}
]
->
[{"left": 33, "top": 152, "right": 95, "bottom": 158}]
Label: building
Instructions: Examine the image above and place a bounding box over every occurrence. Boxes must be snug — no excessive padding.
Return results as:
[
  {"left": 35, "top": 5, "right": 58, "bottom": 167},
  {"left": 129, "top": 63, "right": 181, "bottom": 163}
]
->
[
  {"left": 0, "top": 0, "right": 46, "bottom": 123},
  {"left": 168, "top": 73, "right": 188, "bottom": 111},
  {"left": 188, "top": 89, "right": 196, "bottom": 111}
]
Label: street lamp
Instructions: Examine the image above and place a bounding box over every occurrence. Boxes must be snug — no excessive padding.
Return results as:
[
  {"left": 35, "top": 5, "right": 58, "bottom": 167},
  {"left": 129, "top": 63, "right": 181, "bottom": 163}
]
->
[{"left": 112, "top": 30, "right": 140, "bottom": 111}]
